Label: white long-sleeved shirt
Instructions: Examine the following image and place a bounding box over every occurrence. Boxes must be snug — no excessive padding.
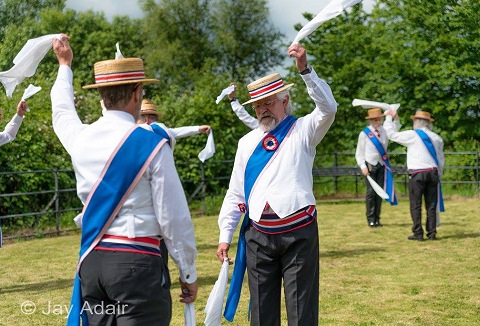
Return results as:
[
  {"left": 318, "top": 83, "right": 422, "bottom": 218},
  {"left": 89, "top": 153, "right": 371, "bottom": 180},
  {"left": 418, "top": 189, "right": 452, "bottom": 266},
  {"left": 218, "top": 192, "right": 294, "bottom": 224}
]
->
[
  {"left": 148, "top": 122, "right": 202, "bottom": 151},
  {"left": 384, "top": 115, "right": 444, "bottom": 176},
  {"left": 355, "top": 121, "right": 400, "bottom": 170},
  {"left": 230, "top": 101, "right": 259, "bottom": 129},
  {"left": 51, "top": 65, "right": 197, "bottom": 283},
  {"left": 218, "top": 68, "right": 337, "bottom": 244},
  {"left": 0, "top": 114, "right": 24, "bottom": 146}
]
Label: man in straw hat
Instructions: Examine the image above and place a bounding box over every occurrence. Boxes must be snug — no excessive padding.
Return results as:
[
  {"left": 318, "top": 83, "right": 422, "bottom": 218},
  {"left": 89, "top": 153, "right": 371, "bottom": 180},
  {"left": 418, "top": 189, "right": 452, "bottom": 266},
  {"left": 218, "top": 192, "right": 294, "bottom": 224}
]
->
[
  {"left": 51, "top": 34, "right": 198, "bottom": 325},
  {"left": 384, "top": 109, "right": 444, "bottom": 241},
  {"left": 138, "top": 98, "right": 211, "bottom": 151},
  {"left": 355, "top": 107, "right": 400, "bottom": 227},
  {"left": 216, "top": 42, "right": 337, "bottom": 325}
]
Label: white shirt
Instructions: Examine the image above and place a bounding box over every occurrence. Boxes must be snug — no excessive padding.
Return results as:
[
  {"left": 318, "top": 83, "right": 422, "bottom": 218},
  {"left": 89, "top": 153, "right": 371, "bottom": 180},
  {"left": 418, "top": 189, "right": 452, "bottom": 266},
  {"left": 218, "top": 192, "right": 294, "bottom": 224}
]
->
[
  {"left": 355, "top": 121, "right": 400, "bottom": 170},
  {"left": 384, "top": 116, "right": 444, "bottom": 176},
  {"left": 148, "top": 122, "right": 202, "bottom": 151},
  {"left": 51, "top": 65, "right": 197, "bottom": 283},
  {"left": 218, "top": 68, "right": 337, "bottom": 244},
  {"left": 0, "top": 114, "right": 24, "bottom": 146},
  {"left": 230, "top": 101, "right": 259, "bottom": 129}
]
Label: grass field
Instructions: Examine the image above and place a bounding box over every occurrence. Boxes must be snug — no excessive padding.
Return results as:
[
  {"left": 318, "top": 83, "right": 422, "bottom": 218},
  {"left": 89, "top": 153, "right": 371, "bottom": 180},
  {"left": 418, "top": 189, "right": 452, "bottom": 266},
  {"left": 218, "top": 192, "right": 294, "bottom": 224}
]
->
[{"left": 0, "top": 198, "right": 479, "bottom": 325}]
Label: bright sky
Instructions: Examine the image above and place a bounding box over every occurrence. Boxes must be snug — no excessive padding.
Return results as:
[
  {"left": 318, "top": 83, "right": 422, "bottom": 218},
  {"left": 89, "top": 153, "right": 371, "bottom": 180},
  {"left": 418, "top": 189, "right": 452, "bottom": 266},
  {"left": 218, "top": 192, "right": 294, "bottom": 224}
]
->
[{"left": 65, "top": 0, "right": 374, "bottom": 43}]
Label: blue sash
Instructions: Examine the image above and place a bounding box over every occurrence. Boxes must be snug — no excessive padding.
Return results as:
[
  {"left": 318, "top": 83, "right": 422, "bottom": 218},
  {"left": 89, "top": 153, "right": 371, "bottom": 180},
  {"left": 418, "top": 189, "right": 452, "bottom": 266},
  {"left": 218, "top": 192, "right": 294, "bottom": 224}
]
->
[
  {"left": 67, "top": 127, "right": 167, "bottom": 326},
  {"left": 362, "top": 127, "right": 397, "bottom": 205},
  {"left": 224, "top": 115, "right": 297, "bottom": 322},
  {"left": 150, "top": 123, "right": 172, "bottom": 146},
  {"left": 415, "top": 129, "right": 445, "bottom": 212}
]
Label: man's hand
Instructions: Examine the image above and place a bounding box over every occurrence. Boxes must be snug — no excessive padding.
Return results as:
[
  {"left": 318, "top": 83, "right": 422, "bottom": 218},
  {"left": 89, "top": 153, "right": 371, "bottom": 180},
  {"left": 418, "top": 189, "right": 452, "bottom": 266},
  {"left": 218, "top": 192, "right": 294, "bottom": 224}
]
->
[
  {"left": 217, "top": 242, "right": 232, "bottom": 264},
  {"left": 53, "top": 34, "right": 73, "bottom": 67},
  {"left": 199, "top": 125, "right": 211, "bottom": 134},
  {"left": 16, "top": 100, "right": 28, "bottom": 118},
  {"left": 362, "top": 167, "right": 369, "bottom": 176},
  {"left": 288, "top": 43, "right": 308, "bottom": 72},
  {"left": 228, "top": 82, "right": 237, "bottom": 101},
  {"left": 179, "top": 280, "right": 198, "bottom": 303}
]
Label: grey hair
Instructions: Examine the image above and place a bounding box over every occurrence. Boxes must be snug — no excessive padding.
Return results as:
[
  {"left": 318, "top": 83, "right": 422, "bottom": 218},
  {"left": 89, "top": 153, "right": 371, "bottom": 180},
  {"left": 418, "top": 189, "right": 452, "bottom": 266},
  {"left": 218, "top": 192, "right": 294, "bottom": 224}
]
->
[
  {"left": 414, "top": 118, "right": 433, "bottom": 130},
  {"left": 276, "top": 90, "right": 292, "bottom": 115}
]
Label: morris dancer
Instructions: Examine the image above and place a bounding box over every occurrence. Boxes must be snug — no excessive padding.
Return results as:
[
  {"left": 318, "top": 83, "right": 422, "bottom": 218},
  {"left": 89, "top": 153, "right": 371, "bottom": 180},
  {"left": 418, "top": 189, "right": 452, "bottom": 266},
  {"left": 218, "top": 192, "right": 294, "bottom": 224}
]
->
[
  {"left": 384, "top": 109, "right": 445, "bottom": 241},
  {"left": 51, "top": 34, "right": 198, "bottom": 325},
  {"left": 355, "top": 107, "right": 400, "bottom": 227},
  {"left": 216, "top": 42, "right": 337, "bottom": 325}
]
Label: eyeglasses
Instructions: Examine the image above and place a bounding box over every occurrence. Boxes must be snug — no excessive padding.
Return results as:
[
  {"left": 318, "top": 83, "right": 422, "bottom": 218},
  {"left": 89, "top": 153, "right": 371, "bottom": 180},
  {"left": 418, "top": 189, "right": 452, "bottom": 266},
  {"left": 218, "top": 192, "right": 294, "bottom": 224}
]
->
[
  {"left": 252, "top": 98, "right": 278, "bottom": 110},
  {"left": 134, "top": 83, "right": 146, "bottom": 97}
]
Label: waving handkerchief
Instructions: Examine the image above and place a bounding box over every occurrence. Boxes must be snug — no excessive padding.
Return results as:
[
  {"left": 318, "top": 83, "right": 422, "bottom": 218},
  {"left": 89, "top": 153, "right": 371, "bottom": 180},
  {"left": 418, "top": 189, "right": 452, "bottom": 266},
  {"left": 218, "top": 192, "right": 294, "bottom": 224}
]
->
[
  {"left": 215, "top": 85, "right": 235, "bottom": 104},
  {"left": 115, "top": 42, "right": 124, "bottom": 59},
  {"left": 204, "top": 259, "right": 230, "bottom": 326},
  {"left": 198, "top": 130, "right": 215, "bottom": 162},
  {"left": 21, "top": 84, "right": 42, "bottom": 101},
  {"left": 185, "top": 302, "right": 195, "bottom": 326},
  {"left": 292, "top": 0, "right": 362, "bottom": 44},
  {"left": 352, "top": 98, "right": 401, "bottom": 112},
  {"left": 0, "top": 34, "right": 61, "bottom": 98}
]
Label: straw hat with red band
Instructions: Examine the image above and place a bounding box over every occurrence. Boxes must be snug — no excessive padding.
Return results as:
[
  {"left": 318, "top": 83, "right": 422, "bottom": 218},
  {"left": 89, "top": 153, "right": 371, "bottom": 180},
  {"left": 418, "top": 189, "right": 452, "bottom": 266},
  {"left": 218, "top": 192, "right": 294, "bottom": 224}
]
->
[
  {"left": 83, "top": 58, "right": 159, "bottom": 89},
  {"left": 410, "top": 110, "right": 434, "bottom": 122},
  {"left": 365, "top": 108, "right": 385, "bottom": 120},
  {"left": 242, "top": 73, "right": 294, "bottom": 105},
  {"left": 140, "top": 99, "right": 163, "bottom": 118}
]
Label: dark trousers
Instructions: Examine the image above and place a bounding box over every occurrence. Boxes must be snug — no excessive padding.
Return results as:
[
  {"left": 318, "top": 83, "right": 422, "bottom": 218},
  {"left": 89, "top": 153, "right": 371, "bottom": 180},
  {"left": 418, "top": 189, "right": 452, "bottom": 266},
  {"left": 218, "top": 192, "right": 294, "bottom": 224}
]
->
[
  {"left": 79, "top": 250, "right": 171, "bottom": 326},
  {"left": 408, "top": 170, "right": 439, "bottom": 238},
  {"left": 365, "top": 163, "right": 385, "bottom": 224},
  {"left": 245, "top": 220, "right": 319, "bottom": 326}
]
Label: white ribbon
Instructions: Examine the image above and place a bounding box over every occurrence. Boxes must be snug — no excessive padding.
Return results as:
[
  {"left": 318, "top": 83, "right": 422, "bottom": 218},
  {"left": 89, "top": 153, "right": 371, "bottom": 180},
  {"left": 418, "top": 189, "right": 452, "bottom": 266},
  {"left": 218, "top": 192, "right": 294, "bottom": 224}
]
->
[
  {"left": 198, "top": 131, "right": 215, "bottom": 163},
  {"left": 204, "top": 259, "right": 229, "bottom": 326},
  {"left": 352, "top": 98, "right": 401, "bottom": 113},
  {"left": 0, "top": 34, "right": 61, "bottom": 98},
  {"left": 292, "top": 0, "right": 362, "bottom": 44},
  {"left": 215, "top": 85, "right": 235, "bottom": 104}
]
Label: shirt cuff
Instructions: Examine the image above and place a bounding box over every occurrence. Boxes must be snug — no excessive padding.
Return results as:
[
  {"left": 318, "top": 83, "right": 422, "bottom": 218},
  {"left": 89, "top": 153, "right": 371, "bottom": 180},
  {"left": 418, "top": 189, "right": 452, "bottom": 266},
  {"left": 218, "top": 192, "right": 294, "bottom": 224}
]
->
[{"left": 179, "top": 265, "right": 197, "bottom": 284}]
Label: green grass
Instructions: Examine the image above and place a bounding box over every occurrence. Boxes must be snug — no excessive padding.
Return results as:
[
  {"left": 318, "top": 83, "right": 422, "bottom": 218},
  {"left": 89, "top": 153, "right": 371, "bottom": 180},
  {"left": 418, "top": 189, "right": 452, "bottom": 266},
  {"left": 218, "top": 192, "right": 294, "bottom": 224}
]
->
[{"left": 0, "top": 198, "right": 479, "bottom": 325}]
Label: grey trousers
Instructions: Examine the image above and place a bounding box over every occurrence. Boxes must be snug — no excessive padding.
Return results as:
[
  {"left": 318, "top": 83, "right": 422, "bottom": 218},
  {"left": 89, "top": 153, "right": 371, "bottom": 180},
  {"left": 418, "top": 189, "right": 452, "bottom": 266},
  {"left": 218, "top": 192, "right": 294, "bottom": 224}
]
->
[{"left": 245, "top": 220, "right": 319, "bottom": 326}]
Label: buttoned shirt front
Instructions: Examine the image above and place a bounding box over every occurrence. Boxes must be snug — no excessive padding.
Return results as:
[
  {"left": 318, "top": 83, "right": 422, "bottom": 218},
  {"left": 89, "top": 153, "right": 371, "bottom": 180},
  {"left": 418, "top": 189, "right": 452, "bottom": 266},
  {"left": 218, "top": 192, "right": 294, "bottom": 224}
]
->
[
  {"left": 51, "top": 65, "right": 197, "bottom": 282},
  {"left": 355, "top": 121, "right": 400, "bottom": 170},
  {"left": 218, "top": 68, "right": 337, "bottom": 244}
]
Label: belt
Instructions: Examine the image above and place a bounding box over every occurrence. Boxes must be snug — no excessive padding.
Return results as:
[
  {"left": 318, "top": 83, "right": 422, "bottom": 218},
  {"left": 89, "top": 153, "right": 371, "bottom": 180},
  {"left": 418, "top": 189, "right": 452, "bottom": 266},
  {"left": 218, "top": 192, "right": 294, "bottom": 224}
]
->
[
  {"left": 251, "top": 205, "right": 316, "bottom": 234},
  {"left": 94, "top": 234, "right": 162, "bottom": 256},
  {"left": 409, "top": 167, "right": 438, "bottom": 174}
]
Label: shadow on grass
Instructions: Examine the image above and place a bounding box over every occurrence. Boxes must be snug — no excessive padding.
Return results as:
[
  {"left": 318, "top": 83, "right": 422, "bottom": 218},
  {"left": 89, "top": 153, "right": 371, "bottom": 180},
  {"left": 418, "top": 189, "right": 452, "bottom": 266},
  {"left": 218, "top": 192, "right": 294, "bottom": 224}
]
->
[
  {"left": 0, "top": 278, "right": 72, "bottom": 294},
  {"left": 440, "top": 232, "right": 480, "bottom": 240},
  {"left": 320, "top": 247, "right": 384, "bottom": 258}
]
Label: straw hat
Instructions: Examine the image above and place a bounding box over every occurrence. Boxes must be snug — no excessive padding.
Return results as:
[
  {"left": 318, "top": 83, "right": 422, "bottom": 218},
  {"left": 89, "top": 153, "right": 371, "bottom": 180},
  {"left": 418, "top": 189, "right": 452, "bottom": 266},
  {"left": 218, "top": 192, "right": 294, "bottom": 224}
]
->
[
  {"left": 365, "top": 108, "right": 385, "bottom": 120},
  {"left": 242, "top": 73, "right": 294, "bottom": 105},
  {"left": 140, "top": 99, "right": 162, "bottom": 118},
  {"left": 410, "top": 110, "right": 434, "bottom": 121},
  {"left": 83, "top": 58, "right": 159, "bottom": 89}
]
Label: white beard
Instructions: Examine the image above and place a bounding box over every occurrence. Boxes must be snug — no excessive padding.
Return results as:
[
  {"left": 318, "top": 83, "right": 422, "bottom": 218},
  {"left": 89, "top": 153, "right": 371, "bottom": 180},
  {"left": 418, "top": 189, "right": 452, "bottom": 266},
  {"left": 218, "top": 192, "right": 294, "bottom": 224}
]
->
[{"left": 259, "top": 118, "right": 278, "bottom": 132}]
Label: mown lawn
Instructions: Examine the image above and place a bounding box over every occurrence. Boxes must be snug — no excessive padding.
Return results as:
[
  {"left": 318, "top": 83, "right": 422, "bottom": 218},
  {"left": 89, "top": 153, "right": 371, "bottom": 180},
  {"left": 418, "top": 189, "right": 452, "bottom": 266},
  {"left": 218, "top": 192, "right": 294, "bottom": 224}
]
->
[{"left": 0, "top": 197, "right": 479, "bottom": 325}]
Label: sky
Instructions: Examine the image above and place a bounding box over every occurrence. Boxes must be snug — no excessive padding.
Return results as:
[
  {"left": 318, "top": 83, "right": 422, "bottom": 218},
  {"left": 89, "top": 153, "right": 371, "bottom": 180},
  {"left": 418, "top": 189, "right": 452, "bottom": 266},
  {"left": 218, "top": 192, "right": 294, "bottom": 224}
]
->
[{"left": 65, "top": 0, "right": 374, "bottom": 43}]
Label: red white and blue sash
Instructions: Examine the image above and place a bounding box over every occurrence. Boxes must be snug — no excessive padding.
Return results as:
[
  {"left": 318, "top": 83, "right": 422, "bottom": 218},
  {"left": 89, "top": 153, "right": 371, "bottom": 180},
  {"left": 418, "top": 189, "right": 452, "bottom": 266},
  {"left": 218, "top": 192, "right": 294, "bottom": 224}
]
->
[
  {"left": 224, "top": 115, "right": 297, "bottom": 322},
  {"left": 415, "top": 129, "right": 445, "bottom": 212},
  {"left": 67, "top": 126, "right": 168, "bottom": 326},
  {"left": 251, "top": 205, "right": 316, "bottom": 234},
  {"left": 362, "top": 127, "right": 397, "bottom": 205}
]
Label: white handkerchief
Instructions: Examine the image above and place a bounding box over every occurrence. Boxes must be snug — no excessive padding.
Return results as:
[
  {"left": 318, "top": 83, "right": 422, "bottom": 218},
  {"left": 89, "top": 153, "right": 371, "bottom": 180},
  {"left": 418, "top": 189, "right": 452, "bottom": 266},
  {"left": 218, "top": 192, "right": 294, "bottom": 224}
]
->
[
  {"left": 115, "top": 42, "right": 124, "bottom": 59},
  {"left": 352, "top": 99, "right": 400, "bottom": 112},
  {"left": 204, "top": 259, "right": 229, "bottom": 326},
  {"left": 215, "top": 85, "right": 235, "bottom": 104},
  {"left": 184, "top": 303, "right": 195, "bottom": 326},
  {"left": 21, "top": 84, "right": 42, "bottom": 101},
  {"left": 0, "top": 34, "right": 61, "bottom": 98},
  {"left": 292, "top": 0, "right": 362, "bottom": 44},
  {"left": 198, "top": 131, "right": 215, "bottom": 162}
]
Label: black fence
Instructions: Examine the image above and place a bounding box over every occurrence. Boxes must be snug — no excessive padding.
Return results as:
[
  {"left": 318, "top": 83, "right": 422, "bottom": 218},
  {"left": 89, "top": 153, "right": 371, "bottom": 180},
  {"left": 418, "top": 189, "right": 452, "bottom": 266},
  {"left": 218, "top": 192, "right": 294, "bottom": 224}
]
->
[{"left": 1, "top": 151, "right": 478, "bottom": 242}]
